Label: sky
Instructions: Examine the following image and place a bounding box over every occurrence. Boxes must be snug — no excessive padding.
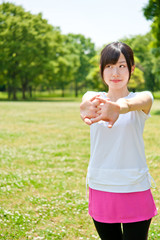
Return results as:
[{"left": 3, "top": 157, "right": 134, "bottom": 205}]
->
[{"left": 1, "top": 0, "right": 152, "bottom": 48}]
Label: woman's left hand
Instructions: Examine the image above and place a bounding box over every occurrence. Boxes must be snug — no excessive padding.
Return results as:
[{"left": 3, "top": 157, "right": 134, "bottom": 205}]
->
[{"left": 91, "top": 97, "right": 120, "bottom": 128}]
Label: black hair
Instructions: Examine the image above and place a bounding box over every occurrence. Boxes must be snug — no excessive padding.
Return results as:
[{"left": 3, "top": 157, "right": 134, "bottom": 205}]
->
[{"left": 100, "top": 42, "right": 134, "bottom": 81}]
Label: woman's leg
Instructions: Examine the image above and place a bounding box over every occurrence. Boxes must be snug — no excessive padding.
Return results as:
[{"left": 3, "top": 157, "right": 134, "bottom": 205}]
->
[
  {"left": 123, "top": 219, "right": 152, "bottom": 240},
  {"left": 93, "top": 218, "right": 123, "bottom": 240}
]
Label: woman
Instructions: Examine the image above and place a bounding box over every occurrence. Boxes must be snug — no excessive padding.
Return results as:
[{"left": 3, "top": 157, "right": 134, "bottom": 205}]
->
[{"left": 80, "top": 42, "right": 157, "bottom": 240}]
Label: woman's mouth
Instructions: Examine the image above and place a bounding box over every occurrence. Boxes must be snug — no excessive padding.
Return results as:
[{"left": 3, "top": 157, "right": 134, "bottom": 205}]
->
[{"left": 111, "top": 80, "right": 121, "bottom": 83}]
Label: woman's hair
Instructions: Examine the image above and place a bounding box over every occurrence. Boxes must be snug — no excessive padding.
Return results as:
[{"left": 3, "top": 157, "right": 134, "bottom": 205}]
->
[{"left": 100, "top": 42, "right": 134, "bottom": 81}]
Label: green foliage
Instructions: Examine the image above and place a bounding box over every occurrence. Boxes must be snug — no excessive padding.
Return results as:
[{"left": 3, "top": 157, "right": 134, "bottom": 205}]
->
[
  {"left": 0, "top": 2, "right": 96, "bottom": 99},
  {"left": 152, "top": 56, "right": 160, "bottom": 89},
  {"left": 55, "top": 34, "right": 81, "bottom": 97},
  {"left": 0, "top": 2, "right": 62, "bottom": 99},
  {"left": 0, "top": 1, "right": 160, "bottom": 99},
  {"left": 129, "top": 66, "right": 145, "bottom": 91},
  {"left": 66, "top": 33, "right": 96, "bottom": 96},
  {"left": 143, "top": 0, "right": 160, "bottom": 55},
  {"left": 120, "top": 33, "right": 157, "bottom": 91},
  {"left": 86, "top": 54, "right": 106, "bottom": 91}
]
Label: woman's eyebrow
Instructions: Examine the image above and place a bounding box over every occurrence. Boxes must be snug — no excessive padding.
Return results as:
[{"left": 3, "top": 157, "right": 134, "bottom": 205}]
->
[{"left": 118, "top": 60, "right": 126, "bottom": 63}]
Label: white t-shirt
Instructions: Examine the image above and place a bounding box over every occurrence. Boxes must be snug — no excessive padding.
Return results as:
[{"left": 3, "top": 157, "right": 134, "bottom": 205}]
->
[{"left": 85, "top": 91, "right": 154, "bottom": 193}]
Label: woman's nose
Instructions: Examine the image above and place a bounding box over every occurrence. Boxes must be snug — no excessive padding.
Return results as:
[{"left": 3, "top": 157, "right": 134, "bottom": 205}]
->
[{"left": 112, "top": 67, "right": 119, "bottom": 76}]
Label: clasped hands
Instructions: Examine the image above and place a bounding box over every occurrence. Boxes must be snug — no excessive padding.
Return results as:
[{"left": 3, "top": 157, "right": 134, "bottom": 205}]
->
[{"left": 80, "top": 95, "right": 120, "bottom": 128}]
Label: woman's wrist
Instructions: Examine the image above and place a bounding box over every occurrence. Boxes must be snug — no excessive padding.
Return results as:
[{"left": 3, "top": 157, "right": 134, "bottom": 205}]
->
[{"left": 116, "top": 98, "right": 130, "bottom": 114}]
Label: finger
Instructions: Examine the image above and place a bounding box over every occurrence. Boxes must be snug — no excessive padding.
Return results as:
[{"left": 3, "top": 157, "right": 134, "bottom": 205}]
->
[
  {"left": 108, "top": 120, "right": 114, "bottom": 128},
  {"left": 96, "top": 110, "right": 102, "bottom": 115},
  {"left": 96, "top": 96, "right": 110, "bottom": 102},
  {"left": 90, "top": 115, "right": 102, "bottom": 124},
  {"left": 92, "top": 99, "right": 101, "bottom": 107},
  {"left": 80, "top": 113, "right": 84, "bottom": 121},
  {"left": 97, "top": 105, "right": 102, "bottom": 110},
  {"left": 80, "top": 110, "right": 98, "bottom": 119},
  {"left": 90, "top": 95, "right": 100, "bottom": 102},
  {"left": 84, "top": 118, "right": 92, "bottom": 125},
  {"left": 95, "top": 97, "right": 107, "bottom": 104}
]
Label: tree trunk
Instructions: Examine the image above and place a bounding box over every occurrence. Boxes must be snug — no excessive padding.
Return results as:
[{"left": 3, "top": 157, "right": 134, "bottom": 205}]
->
[
  {"left": 13, "top": 87, "right": 17, "bottom": 100},
  {"left": 10, "top": 73, "right": 17, "bottom": 100},
  {"left": 61, "top": 87, "right": 65, "bottom": 97},
  {"left": 7, "top": 79, "right": 12, "bottom": 100},
  {"left": 61, "top": 83, "right": 65, "bottom": 97},
  {"left": 75, "top": 79, "right": 78, "bottom": 97},
  {"left": 29, "top": 86, "right": 32, "bottom": 98},
  {"left": 22, "top": 86, "right": 26, "bottom": 99},
  {"left": 22, "top": 79, "right": 29, "bottom": 99},
  {"left": 8, "top": 89, "right": 12, "bottom": 100}
]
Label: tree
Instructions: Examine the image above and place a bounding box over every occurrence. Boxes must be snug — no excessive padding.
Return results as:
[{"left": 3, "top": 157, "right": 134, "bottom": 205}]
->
[
  {"left": 143, "top": 0, "right": 160, "bottom": 56},
  {"left": 66, "top": 34, "right": 96, "bottom": 97},
  {"left": 152, "top": 56, "right": 160, "bottom": 90},
  {"left": 120, "top": 33, "right": 156, "bottom": 91},
  {"left": 86, "top": 53, "right": 106, "bottom": 91},
  {"left": 128, "top": 57, "right": 145, "bottom": 91},
  {"left": 54, "top": 34, "right": 80, "bottom": 97},
  {"left": 143, "top": 0, "right": 160, "bottom": 90},
  {"left": 0, "top": 2, "right": 62, "bottom": 99}
]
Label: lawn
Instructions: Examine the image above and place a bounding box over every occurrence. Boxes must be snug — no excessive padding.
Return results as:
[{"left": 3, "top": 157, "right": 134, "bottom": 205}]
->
[{"left": 0, "top": 99, "right": 159, "bottom": 239}]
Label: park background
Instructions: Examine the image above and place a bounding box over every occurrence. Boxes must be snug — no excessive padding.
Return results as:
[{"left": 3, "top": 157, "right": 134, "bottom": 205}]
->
[{"left": 0, "top": 0, "right": 159, "bottom": 239}]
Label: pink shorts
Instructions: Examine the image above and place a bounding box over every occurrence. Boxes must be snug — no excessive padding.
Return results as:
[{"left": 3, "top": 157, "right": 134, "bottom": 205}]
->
[{"left": 89, "top": 188, "right": 158, "bottom": 223}]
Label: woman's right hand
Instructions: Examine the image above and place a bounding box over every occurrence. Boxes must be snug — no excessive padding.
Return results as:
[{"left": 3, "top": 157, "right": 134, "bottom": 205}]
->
[{"left": 80, "top": 96, "right": 100, "bottom": 125}]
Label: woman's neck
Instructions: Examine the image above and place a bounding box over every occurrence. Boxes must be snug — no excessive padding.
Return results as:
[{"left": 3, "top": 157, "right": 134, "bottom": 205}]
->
[{"left": 107, "top": 88, "right": 130, "bottom": 102}]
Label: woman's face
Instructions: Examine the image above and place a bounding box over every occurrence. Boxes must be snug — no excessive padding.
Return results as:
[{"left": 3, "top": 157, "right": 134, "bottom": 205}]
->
[{"left": 103, "top": 53, "right": 132, "bottom": 90}]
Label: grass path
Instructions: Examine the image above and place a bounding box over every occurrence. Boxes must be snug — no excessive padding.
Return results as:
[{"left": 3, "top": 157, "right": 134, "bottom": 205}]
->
[{"left": 0, "top": 100, "right": 159, "bottom": 239}]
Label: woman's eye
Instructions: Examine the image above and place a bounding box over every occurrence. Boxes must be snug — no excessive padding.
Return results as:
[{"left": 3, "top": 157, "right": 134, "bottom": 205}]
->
[
  {"left": 105, "top": 65, "right": 111, "bottom": 68},
  {"left": 119, "top": 65, "right": 125, "bottom": 68}
]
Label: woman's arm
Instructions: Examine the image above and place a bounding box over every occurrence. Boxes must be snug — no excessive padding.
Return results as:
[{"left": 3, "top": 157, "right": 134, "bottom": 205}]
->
[
  {"left": 116, "top": 92, "right": 153, "bottom": 115},
  {"left": 91, "top": 92, "right": 153, "bottom": 128}
]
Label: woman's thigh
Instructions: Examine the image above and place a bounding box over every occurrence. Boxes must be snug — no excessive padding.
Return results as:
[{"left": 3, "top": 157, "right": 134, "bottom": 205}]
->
[
  {"left": 93, "top": 219, "right": 123, "bottom": 240},
  {"left": 123, "top": 219, "right": 152, "bottom": 240}
]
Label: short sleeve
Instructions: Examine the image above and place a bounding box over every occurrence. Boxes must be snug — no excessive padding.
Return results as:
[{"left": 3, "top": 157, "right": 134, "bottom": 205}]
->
[
  {"left": 139, "top": 109, "right": 151, "bottom": 120},
  {"left": 133, "top": 91, "right": 154, "bottom": 120},
  {"left": 140, "top": 91, "right": 153, "bottom": 119},
  {"left": 143, "top": 91, "right": 154, "bottom": 103}
]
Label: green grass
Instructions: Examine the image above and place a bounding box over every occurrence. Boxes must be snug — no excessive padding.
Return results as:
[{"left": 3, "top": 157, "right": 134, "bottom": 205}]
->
[
  {"left": 153, "top": 91, "right": 160, "bottom": 99},
  {"left": 0, "top": 100, "right": 159, "bottom": 239}
]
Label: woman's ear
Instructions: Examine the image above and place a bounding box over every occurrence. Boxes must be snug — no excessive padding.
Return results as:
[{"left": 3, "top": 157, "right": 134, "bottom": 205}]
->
[{"left": 131, "top": 65, "right": 135, "bottom": 74}]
